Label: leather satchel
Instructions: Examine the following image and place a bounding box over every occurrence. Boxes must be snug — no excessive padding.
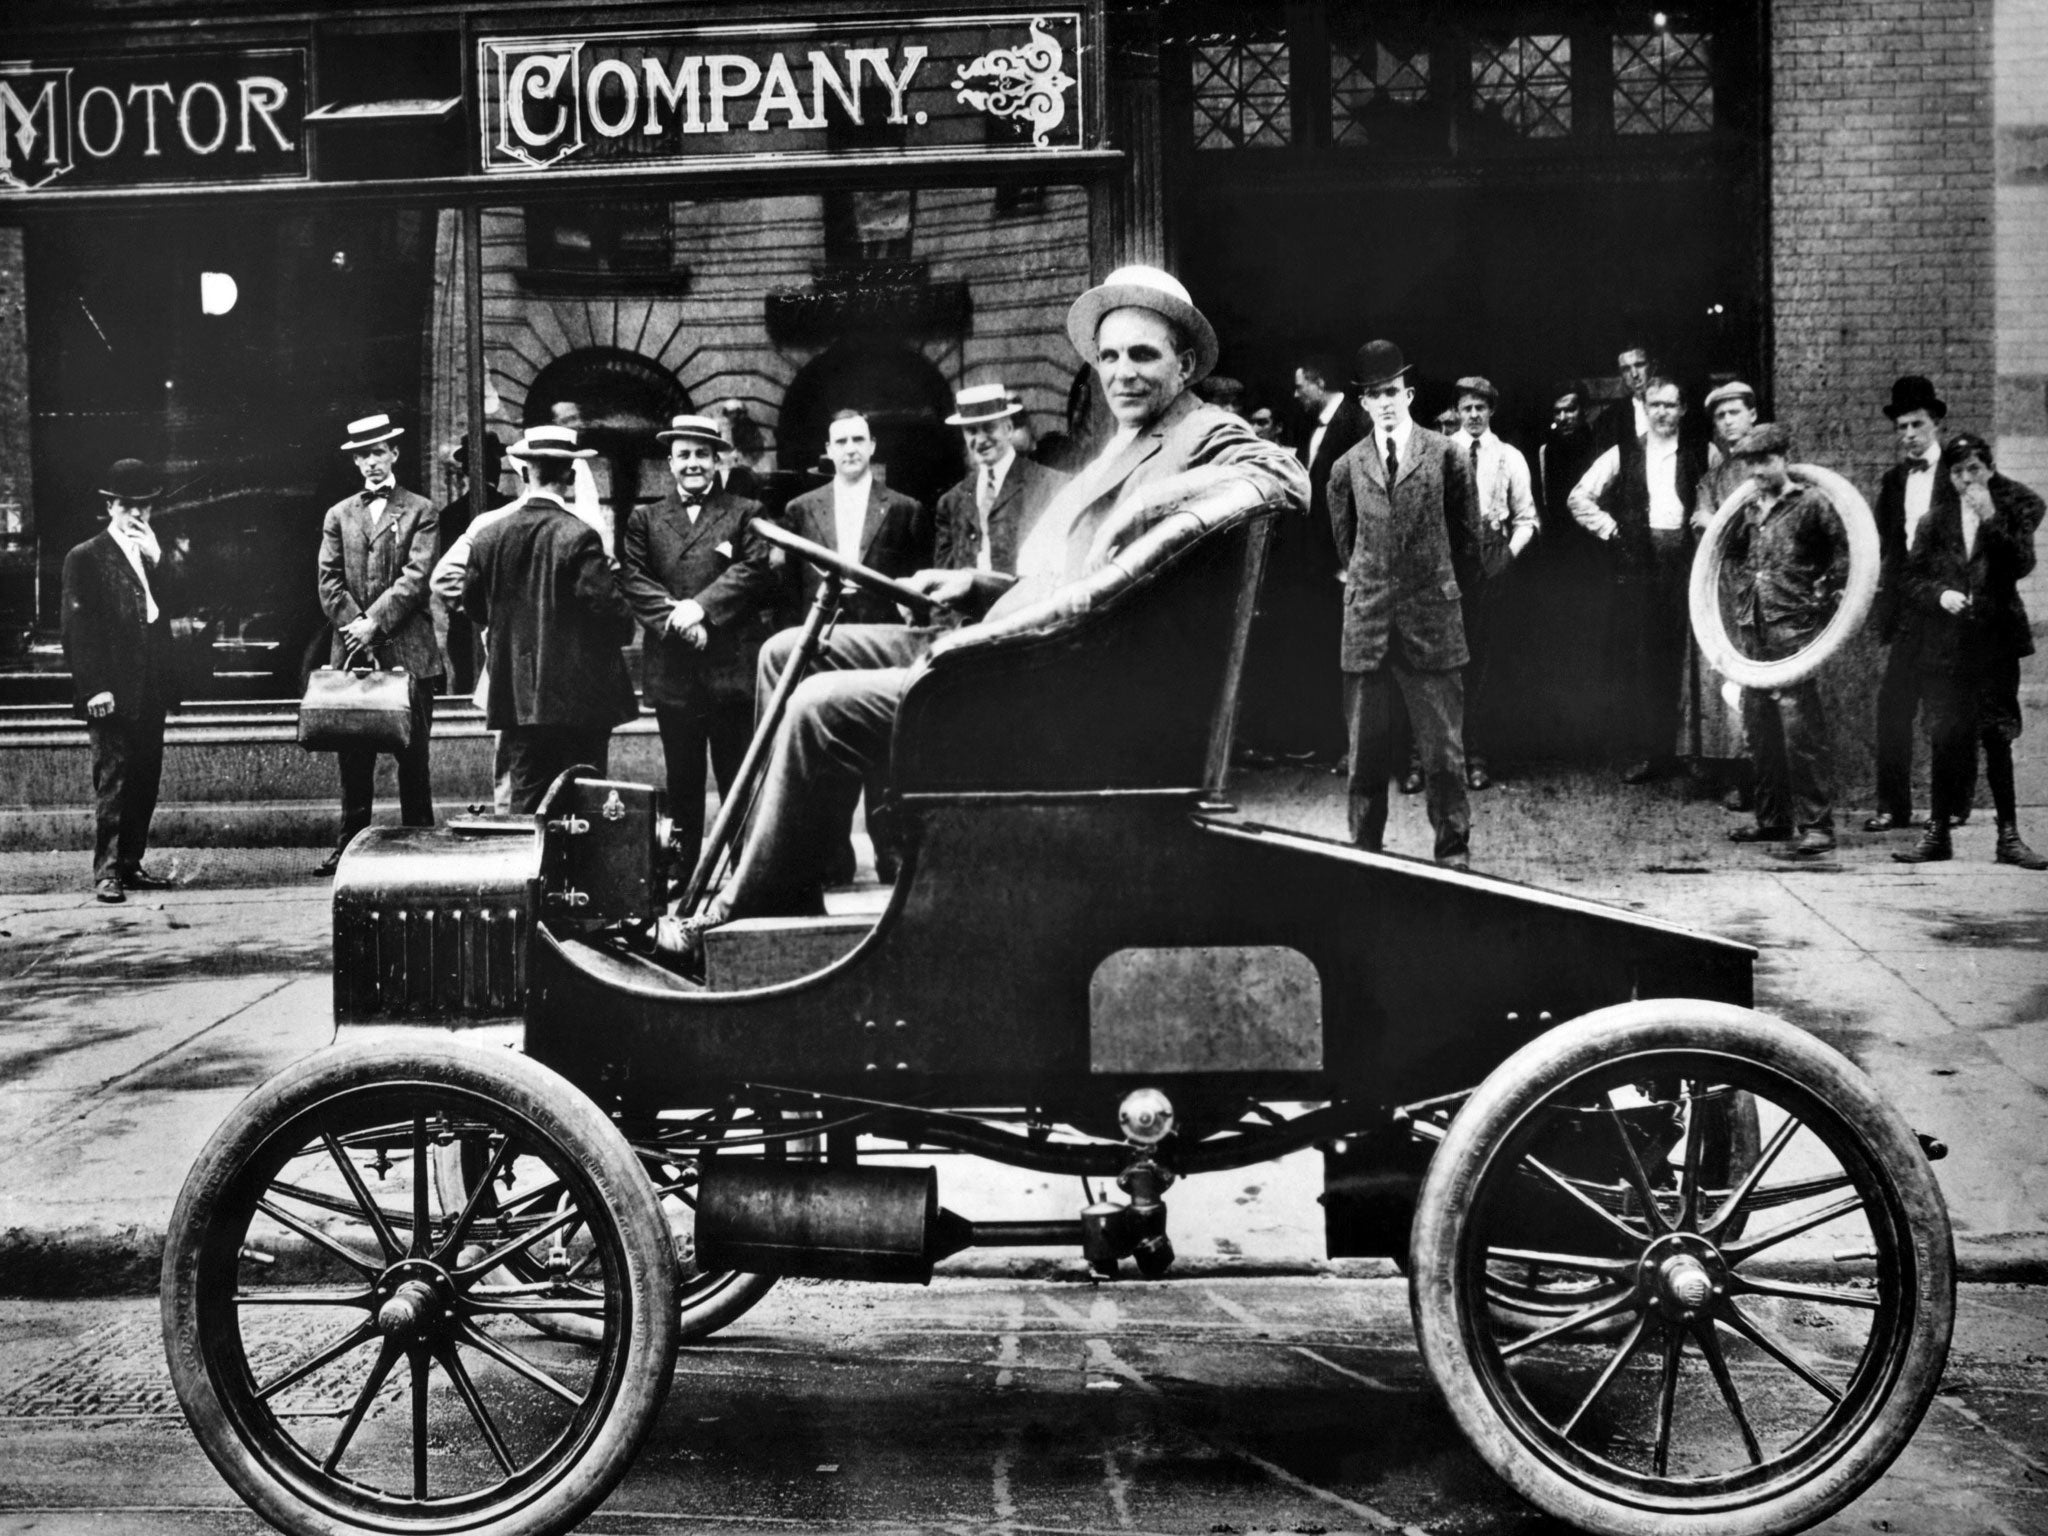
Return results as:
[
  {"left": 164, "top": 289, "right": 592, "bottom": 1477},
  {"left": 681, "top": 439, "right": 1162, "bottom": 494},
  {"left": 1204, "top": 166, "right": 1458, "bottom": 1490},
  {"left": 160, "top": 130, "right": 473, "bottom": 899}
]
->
[{"left": 298, "top": 649, "right": 413, "bottom": 754}]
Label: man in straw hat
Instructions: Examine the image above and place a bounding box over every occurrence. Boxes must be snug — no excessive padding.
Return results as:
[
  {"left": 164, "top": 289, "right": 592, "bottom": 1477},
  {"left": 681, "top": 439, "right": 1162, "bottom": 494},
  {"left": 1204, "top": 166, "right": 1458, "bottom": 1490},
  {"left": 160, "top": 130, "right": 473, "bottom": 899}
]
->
[
  {"left": 314, "top": 413, "right": 444, "bottom": 876},
  {"left": 62, "top": 457, "right": 189, "bottom": 902},
  {"left": 672, "top": 265, "right": 1306, "bottom": 941},
  {"left": 461, "top": 424, "right": 639, "bottom": 813},
  {"left": 934, "top": 382, "right": 1071, "bottom": 577},
  {"left": 1329, "top": 340, "right": 1483, "bottom": 869},
  {"left": 621, "top": 413, "right": 781, "bottom": 880}
]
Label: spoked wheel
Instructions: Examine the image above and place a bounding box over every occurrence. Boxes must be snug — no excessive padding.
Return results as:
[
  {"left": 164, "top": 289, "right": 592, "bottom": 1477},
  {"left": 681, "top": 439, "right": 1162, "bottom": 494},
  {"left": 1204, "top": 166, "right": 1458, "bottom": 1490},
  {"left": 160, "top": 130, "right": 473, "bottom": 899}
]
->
[
  {"left": 490, "top": 1102, "right": 819, "bottom": 1346},
  {"left": 1411, "top": 1002, "right": 1953, "bottom": 1536},
  {"left": 163, "top": 1040, "right": 678, "bottom": 1536}
]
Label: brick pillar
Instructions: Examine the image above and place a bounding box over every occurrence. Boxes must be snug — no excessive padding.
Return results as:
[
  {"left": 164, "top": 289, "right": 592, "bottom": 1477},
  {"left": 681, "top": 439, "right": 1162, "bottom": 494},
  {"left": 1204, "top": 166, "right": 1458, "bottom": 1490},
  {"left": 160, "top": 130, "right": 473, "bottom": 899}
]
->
[{"left": 0, "top": 228, "right": 33, "bottom": 658}]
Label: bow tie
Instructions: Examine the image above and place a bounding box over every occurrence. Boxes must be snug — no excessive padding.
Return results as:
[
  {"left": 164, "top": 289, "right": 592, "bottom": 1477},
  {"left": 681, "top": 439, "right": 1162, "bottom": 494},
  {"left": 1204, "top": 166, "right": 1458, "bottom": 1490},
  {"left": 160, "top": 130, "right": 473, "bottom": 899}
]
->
[
  {"left": 1903, "top": 460, "right": 1931, "bottom": 475},
  {"left": 361, "top": 484, "right": 395, "bottom": 501}
]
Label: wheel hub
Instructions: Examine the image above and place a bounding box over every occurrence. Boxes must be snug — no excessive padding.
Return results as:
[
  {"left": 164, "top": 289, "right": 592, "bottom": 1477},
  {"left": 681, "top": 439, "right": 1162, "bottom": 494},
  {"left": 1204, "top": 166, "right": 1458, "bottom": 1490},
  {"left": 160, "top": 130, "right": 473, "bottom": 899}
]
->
[
  {"left": 1637, "top": 1232, "right": 1726, "bottom": 1321},
  {"left": 373, "top": 1260, "right": 455, "bottom": 1343}
]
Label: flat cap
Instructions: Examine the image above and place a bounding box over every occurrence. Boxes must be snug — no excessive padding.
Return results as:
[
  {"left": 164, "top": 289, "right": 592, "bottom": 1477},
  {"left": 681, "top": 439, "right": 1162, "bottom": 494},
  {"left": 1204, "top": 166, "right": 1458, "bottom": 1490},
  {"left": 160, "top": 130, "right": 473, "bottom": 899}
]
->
[{"left": 1730, "top": 422, "right": 1791, "bottom": 459}]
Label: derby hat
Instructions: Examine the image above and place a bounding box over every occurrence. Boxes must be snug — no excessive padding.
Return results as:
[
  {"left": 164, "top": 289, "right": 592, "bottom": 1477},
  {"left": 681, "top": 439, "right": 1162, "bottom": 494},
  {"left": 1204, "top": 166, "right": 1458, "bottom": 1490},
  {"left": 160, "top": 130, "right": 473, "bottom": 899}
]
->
[
  {"left": 507, "top": 424, "right": 596, "bottom": 460},
  {"left": 1453, "top": 374, "right": 1498, "bottom": 404},
  {"left": 97, "top": 458, "right": 162, "bottom": 501},
  {"left": 1703, "top": 380, "right": 1758, "bottom": 412},
  {"left": 945, "top": 382, "right": 1023, "bottom": 427},
  {"left": 340, "top": 413, "right": 404, "bottom": 452},
  {"left": 1730, "top": 422, "right": 1792, "bottom": 459},
  {"left": 449, "top": 431, "right": 506, "bottom": 474},
  {"left": 1065, "top": 265, "right": 1219, "bottom": 385},
  {"left": 1882, "top": 375, "right": 1947, "bottom": 421},
  {"left": 656, "top": 413, "right": 732, "bottom": 449},
  {"left": 1352, "top": 340, "right": 1412, "bottom": 392}
]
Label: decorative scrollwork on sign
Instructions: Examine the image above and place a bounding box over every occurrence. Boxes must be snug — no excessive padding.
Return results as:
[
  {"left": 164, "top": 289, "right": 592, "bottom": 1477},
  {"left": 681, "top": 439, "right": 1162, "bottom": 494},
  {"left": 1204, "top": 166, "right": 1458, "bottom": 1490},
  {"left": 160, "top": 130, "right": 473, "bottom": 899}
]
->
[{"left": 953, "top": 18, "right": 1076, "bottom": 147}]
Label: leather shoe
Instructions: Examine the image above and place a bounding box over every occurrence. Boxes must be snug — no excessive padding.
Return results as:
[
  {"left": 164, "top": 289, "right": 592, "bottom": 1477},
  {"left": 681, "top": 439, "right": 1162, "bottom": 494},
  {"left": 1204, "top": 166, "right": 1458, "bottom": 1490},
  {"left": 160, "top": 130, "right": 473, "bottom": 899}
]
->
[
  {"left": 1398, "top": 768, "right": 1425, "bottom": 795},
  {"left": 1466, "top": 764, "right": 1492, "bottom": 791},
  {"left": 1728, "top": 825, "right": 1793, "bottom": 844},
  {"left": 313, "top": 850, "right": 344, "bottom": 878},
  {"left": 94, "top": 877, "right": 125, "bottom": 904},
  {"left": 1722, "top": 785, "right": 1754, "bottom": 813},
  {"left": 1862, "top": 812, "right": 1909, "bottom": 833},
  {"left": 1436, "top": 852, "right": 1471, "bottom": 871},
  {"left": 1785, "top": 829, "right": 1838, "bottom": 858},
  {"left": 1620, "top": 760, "right": 1657, "bottom": 785},
  {"left": 119, "top": 864, "right": 174, "bottom": 890}
]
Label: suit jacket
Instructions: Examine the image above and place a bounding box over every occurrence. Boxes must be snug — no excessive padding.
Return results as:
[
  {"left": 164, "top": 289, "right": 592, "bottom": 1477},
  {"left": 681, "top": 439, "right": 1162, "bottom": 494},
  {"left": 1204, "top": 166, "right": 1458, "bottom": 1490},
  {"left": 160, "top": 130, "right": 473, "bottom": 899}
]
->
[
  {"left": 1903, "top": 471, "right": 2044, "bottom": 674},
  {"left": 318, "top": 485, "right": 444, "bottom": 680},
  {"left": 1872, "top": 458, "right": 1957, "bottom": 645},
  {"left": 783, "top": 479, "right": 933, "bottom": 624},
  {"left": 462, "top": 492, "right": 638, "bottom": 732},
  {"left": 620, "top": 485, "right": 780, "bottom": 708},
  {"left": 1289, "top": 395, "right": 1368, "bottom": 588},
  {"left": 1329, "top": 424, "right": 1481, "bottom": 673},
  {"left": 933, "top": 454, "right": 1071, "bottom": 575},
  {"left": 61, "top": 530, "right": 184, "bottom": 720}
]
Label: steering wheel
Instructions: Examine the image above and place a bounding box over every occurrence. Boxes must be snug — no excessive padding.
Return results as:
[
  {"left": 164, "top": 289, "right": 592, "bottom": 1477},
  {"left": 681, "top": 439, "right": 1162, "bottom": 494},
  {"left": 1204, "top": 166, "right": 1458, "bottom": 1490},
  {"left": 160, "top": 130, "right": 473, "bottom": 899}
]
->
[{"left": 750, "top": 518, "right": 937, "bottom": 621}]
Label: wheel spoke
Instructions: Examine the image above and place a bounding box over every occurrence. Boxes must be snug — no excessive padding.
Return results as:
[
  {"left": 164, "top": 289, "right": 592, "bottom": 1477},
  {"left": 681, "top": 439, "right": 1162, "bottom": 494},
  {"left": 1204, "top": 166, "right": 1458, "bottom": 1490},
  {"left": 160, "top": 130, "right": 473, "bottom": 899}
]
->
[
  {"left": 410, "top": 1345, "right": 430, "bottom": 1500},
  {"left": 1716, "top": 1299, "right": 1844, "bottom": 1404},
  {"left": 1498, "top": 1289, "right": 1643, "bottom": 1360},
  {"left": 1521, "top": 1153, "right": 1653, "bottom": 1246},
  {"left": 1722, "top": 1192, "right": 1866, "bottom": 1266},
  {"left": 435, "top": 1134, "right": 517, "bottom": 1264},
  {"left": 1558, "top": 1311, "right": 1651, "bottom": 1438},
  {"left": 1485, "top": 1246, "right": 1634, "bottom": 1278},
  {"left": 323, "top": 1337, "right": 402, "bottom": 1474},
  {"left": 465, "top": 1295, "right": 610, "bottom": 1317},
  {"left": 255, "top": 1197, "right": 382, "bottom": 1277},
  {"left": 253, "top": 1318, "right": 377, "bottom": 1402},
  {"left": 321, "top": 1130, "right": 405, "bottom": 1261},
  {"left": 435, "top": 1342, "right": 516, "bottom": 1477},
  {"left": 456, "top": 1204, "right": 594, "bottom": 1283},
  {"left": 1735, "top": 1275, "right": 1882, "bottom": 1312},
  {"left": 1703, "top": 1112, "right": 1800, "bottom": 1237},
  {"left": 1691, "top": 1318, "right": 1764, "bottom": 1464},
  {"left": 1652, "top": 1324, "right": 1684, "bottom": 1477},
  {"left": 235, "top": 1288, "right": 375, "bottom": 1308},
  {"left": 1677, "top": 1080, "right": 1707, "bottom": 1231},
  {"left": 455, "top": 1321, "right": 587, "bottom": 1407},
  {"left": 411, "top": 1116, "right": 430, "bottom": 1258},
  {"left": 1603, "top": 1103, "right": 1670, "bottom": 1236}
]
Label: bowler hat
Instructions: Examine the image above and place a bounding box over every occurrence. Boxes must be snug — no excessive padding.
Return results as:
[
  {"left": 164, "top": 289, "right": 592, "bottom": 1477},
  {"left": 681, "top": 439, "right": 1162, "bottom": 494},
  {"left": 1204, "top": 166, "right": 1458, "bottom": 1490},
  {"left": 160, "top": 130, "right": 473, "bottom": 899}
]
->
[
  {"left": 1352, "top": 340, "right": 1412, "bottom": 392},
  {"left": 945, "top": 382, "right": 1023, "bottom": 427},
  {"left": 449, "top": 431, "right": 505, "bottom": 475},
  {"left": 1730, "top": 422, "right": 1791, "bottom": 459},
  {"left": 506, "top": 424, "right": 596, "bottom": 461},
  {"left": 1703, "top": 380, "right": 1757, "bottom": 412},
  {"left": 97, "top": 458, "right": 162, "bottom": 501},
  {"left": 1882, "top": 375, "right": 1946, "bottom": 422},
  {"left": 340, "top": 413, "right": 404, "bottom": 452},
  {"left": 656, "top": 413, "right": 731, "bottom": 449},
  {"left": 1453, "top": 375, "right": 1498, "bottom": 404},
  {"left": 1066, "top": 265, "right": 1219, "bottom": 385}
]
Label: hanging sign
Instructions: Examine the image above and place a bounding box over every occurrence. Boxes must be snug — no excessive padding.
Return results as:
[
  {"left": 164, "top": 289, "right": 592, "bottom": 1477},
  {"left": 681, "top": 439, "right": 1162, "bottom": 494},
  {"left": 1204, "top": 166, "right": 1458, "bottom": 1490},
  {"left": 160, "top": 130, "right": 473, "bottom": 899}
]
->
[
  {"left": 478, "top": 13, "right": 1085, "bottom": 176},
  {"left": 0, "top": 49, "right": 308, "bottom": 194}
]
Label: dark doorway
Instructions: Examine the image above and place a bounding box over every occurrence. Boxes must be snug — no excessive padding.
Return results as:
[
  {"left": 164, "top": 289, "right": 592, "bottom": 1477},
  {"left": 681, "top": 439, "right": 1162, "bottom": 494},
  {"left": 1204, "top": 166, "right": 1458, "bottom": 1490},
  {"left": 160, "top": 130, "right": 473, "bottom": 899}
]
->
[
  {"left": 523, "top": 346, "right": 693, "bottom": 526},
  {"left": 778, "top": 340, "right": 963, "bottom": 515}
]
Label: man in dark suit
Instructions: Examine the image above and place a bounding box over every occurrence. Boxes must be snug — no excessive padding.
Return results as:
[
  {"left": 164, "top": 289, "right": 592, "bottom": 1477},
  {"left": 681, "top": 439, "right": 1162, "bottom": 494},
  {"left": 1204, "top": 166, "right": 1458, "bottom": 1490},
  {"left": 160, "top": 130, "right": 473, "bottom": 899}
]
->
[
  {"left": 933, "top": 382, "right": 1070, "bottom": 576},
  {"left": 780, "top": 410, "right": 932, "bottom": 626},
  {"left": 462, "top": 425, "right": 639, "bottom": 814},
  {"left": 61, "top": 458, "right": 188, "bottom": 902},
  {"left": 621, "top": 413, "right": 780, "bottom": 879},
  {"left": 1866, "top": 375, "right": 1956, "bottom": 832},
  {"left": 1893, "top": 433, "right": 2047, "bottom": 868},
  {"left": 315, "top": 413, "right": 444, "bottom": 875},
  {"left": 435, "top": 430, "right": 512, "bottom": 697},
  {"left": 1330, "top": 340, "right": 1482, "bottom": 869}
]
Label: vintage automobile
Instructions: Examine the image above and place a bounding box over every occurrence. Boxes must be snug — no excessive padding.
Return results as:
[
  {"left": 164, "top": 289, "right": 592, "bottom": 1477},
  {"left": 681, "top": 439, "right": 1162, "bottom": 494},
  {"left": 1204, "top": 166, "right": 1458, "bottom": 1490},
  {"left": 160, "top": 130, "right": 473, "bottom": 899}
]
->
[{"left": 162, "top": 473, "right": 1950, "bottom": 1536}]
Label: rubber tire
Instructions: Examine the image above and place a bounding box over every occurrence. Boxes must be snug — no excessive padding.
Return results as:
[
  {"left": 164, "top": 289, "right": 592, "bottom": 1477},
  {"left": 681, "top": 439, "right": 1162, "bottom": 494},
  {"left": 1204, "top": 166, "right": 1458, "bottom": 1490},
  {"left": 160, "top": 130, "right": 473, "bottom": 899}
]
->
[
  {"left": 1410, "top": 1000, "right": 1954, "bottom": 1536},
  {"left": 162, "top": 1038, "right": 680, "bottom": 1536},
  {"left": 1689, "top": 464, "right": 1879, "bottom": 691}
]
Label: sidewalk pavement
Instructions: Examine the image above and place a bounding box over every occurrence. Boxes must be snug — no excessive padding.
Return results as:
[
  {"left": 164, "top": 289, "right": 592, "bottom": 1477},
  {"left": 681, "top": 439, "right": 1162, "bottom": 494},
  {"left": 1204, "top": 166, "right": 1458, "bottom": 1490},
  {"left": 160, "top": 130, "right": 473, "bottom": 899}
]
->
[{"left": 1, "top": 770, "right": 2044, "bottom": 1296}]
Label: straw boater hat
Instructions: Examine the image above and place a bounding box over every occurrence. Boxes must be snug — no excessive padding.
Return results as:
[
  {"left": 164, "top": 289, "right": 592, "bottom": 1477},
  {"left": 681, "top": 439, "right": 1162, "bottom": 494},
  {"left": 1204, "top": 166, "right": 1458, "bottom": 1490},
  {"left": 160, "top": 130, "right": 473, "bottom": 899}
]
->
[
  {"left": 945, "top": 382, "right": 1022, "bottom": 427},
  {"left": 97, "top": 458, "right": 162, "bottom": 501},
  {"left": 1351, "top": 340, "right": 1412, "bottom": 392},
  {"left": 507, "top": 424, "right": 595, "bottom": 460},
  {"left": 340, "top": 413, "right": 404, "bottom": 451},
  {"left": 656, "top": 413, "right": 731, "bottom": 449},
  {"left": 1453, "top": 375, "right": 1498, "bottom": 404},
  {"left": 1065, "top": 265, "right": 1219, "bottom": 385}
]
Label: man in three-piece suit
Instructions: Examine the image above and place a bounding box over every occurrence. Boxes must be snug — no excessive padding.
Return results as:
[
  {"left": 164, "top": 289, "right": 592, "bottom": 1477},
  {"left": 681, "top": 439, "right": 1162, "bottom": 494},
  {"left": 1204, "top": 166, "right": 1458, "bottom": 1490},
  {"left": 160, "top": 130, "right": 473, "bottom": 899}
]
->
[
  {"left": 933, "top": 382, "right": 1070, "bottom": 577},
  {"left": 674, "top": 265, "right": 1307, "bottom": 937},
  {"left": 315, "top": 414, "right": 444, "bottom": 875},
  {"left": 1330, "top": 340, "right": 1482, "bottom": 868},
  {"left": 61, "top": 458, "right": 189, "bottom": 902},
  {"left": 1865, "top": 375, "right": 1958, "bottom": 832},
  {"left": 620, "top": 414, "right": 781, "bottom": 880}
]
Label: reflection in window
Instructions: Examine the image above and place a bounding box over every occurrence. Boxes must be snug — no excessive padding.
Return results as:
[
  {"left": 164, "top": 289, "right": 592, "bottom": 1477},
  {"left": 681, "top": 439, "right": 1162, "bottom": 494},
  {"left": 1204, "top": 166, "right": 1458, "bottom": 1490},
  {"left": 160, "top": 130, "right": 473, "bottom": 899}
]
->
[
  {"left": 1613, "top": 30, "right": 1714, "bottom": 135},
  {"left": 1191, "top": 32, "right": 1292, "bottom": 150},
  {"left": 1330, "top": 42, "right": 1431, "bottom": 147},
  {"left": 1471, "top": 34, "right": 1572, "bottom": 139},
  {"left": 525, "top": 201, "right": 672, "bottom": 273},
  {"left": 825, "top": 188, "right": 917, "bottom": 263}
]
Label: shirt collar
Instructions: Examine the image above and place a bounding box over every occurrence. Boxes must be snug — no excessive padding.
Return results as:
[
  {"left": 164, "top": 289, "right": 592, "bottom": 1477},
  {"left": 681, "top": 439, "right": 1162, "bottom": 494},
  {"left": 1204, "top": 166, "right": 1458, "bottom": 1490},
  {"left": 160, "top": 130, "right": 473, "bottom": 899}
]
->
[{"left": 1317, "top": 393, "right": 1342, "bottom": 426}]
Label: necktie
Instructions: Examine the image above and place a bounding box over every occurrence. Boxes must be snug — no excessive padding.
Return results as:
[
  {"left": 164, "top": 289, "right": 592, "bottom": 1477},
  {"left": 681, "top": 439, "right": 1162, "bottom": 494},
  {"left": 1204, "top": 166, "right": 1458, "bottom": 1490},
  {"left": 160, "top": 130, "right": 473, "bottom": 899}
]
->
[
  {"left": 1384, "top": 437, "right": 1398, "bottom": 486},
  {"left": 1469, "top": 436, "right": 1481, "bottom": 477},
  {"left": 977, "top": 465, "right": 996, "bottom": 515}
]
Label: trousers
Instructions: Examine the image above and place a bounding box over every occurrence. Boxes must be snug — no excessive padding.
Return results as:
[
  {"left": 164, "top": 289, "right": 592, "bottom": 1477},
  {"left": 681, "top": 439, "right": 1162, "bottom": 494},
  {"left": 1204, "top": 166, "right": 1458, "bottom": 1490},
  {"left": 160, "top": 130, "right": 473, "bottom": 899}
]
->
[
  {"left": 1344, "top": 663, "right": 1470, "bottom": 861},
  {"left": 88, "top": 710, "right": 167, "bottom": 883},
  {"left": 504, "top": 725, "right": 612, "bottom": 815},
  {"left": 335, "top": 687, "right": 436, "bottom": 852}
]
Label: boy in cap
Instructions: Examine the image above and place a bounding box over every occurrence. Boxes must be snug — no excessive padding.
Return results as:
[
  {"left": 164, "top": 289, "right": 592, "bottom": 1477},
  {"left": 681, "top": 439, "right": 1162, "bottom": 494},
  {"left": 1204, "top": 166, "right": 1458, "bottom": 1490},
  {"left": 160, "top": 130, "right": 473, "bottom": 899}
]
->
[
  {"left": 315, "top": 414, "right": 444, "bottom": 875},
  {"left": 1720, "top": 425, "right": 1845, "bottom": 857},
  {"left": 62, "top": 458, "right": 189, "bottom": 901}
]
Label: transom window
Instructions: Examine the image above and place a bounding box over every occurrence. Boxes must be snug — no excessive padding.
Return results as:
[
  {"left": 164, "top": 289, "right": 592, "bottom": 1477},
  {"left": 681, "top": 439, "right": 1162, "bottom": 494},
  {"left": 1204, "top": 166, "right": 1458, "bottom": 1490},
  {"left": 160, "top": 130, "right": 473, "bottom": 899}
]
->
[
  {"left": 1330, "top": 42, "right": 1431, "bottom": 147},
  {"left": 1191, "top": 31, "right": 1292, "bottom": 149},
  {"left": 1612, "top": 30, "right": 1715, "bottom": 135},
  {"left": 1471, "top": 34, "right": 1573, "bottom": 139}
]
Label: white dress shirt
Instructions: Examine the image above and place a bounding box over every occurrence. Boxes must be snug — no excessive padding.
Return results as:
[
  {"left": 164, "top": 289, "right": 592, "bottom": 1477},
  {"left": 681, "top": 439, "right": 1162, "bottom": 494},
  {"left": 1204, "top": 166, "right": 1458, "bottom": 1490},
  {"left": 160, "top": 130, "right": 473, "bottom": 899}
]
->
[
  {"left": 1567, "top": 435, "right": 1685, "bottom": 538},
  {"left": 1465, "top": 430, "right": 1539, "bottom": 553},
  {"left": 1376, "top": 419, "right": 1415, "bottom": 480},
  {"left": 832, "top": 472, "right": 873, "bottom": 562},
  {"left": 1902, "top": 444, "right": 1940, "bottom": 550},
  {"left": 107, "top": 520, "right": 162, "bottom": 623},
  {"left": 1306, "top": 392, "right": 1342, "bottom": 468}
]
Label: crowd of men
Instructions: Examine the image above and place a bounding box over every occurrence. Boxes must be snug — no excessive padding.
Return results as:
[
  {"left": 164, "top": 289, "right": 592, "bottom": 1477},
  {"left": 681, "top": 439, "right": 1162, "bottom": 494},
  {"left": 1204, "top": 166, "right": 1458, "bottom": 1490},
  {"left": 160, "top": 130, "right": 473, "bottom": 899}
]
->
[{"left": 60, "top": 264, "right": 2047, "bottom": 909}]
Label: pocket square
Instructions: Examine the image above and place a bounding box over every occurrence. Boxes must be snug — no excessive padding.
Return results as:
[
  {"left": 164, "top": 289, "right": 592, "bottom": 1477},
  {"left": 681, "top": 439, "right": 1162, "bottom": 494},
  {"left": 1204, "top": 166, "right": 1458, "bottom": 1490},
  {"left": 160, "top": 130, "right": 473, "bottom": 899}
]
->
[{"left": 716, "top": 540, "right": 733, "bottom": 558}]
